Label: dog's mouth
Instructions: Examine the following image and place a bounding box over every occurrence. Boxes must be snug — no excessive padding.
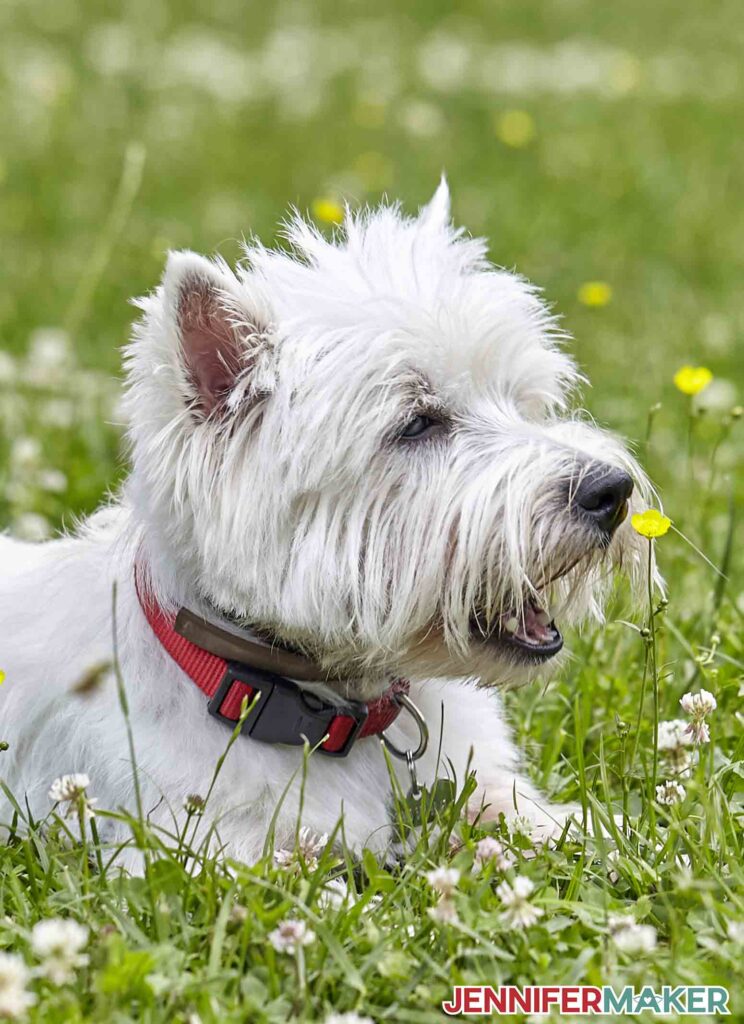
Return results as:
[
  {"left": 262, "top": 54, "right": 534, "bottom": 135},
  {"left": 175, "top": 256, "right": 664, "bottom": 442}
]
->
[{"left": 470, "top": 598, "right": 564, "bottom": 663}]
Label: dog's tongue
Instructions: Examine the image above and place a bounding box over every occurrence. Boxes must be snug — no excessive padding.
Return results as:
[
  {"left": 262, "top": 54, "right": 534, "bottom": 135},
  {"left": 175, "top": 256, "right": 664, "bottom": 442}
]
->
[{"left": 503, "top": 602, "right": 553, "bottom": 645}]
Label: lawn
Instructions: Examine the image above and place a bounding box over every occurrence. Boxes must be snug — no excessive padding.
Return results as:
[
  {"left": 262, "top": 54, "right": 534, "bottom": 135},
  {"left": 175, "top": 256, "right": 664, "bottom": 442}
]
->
[{"left": 0, "top": 0, "right": 742, "bottom": 1020}]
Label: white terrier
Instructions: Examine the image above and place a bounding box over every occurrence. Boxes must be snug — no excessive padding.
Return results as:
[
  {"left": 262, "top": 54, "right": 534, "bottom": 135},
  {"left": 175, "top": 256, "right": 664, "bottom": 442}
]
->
[{"left": 0, "top": 181, "right": 651, "bottom": 865}]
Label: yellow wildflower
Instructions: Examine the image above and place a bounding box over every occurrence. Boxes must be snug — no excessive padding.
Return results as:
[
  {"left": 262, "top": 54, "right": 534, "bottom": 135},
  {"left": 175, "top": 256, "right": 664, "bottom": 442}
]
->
[
  {"left": 494, "top": 110, "right": 535, "bottom": 148},
  {"left": 673, "top": 365, "right": 713, "bottom": 396},
  {"left": 578, "top": 281, "right": 613, "bottom": 307},
  {"left": 0, "top": 670, "right": 5, "bottom": 685},
  {"left": 311, "top": 197, "right": 345, "bottom": 225},
  {"left": 631, "top": 509, "right": 672, "bottom": 539}
]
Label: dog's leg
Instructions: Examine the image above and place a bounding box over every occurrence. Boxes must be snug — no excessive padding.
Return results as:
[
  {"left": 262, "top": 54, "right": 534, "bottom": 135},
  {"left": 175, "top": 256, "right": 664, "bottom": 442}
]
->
[{"left": 397, "top": 679, "right": 580, "bottom": 843}]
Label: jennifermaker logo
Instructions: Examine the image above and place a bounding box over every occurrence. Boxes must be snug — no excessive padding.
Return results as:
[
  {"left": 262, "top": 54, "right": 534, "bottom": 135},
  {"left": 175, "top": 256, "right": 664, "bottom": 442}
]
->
[{"left": 442, "top": 985, "right": 730, "bottom": 1016}]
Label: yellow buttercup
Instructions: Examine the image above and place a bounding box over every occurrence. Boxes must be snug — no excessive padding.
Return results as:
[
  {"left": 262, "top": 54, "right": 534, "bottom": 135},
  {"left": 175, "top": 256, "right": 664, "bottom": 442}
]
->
[
  {"left": 631, "top": 509, "right": 672, "bottom": 539},
  {"left": 673, "top": 365, "right": 712, "bottom": 396}
]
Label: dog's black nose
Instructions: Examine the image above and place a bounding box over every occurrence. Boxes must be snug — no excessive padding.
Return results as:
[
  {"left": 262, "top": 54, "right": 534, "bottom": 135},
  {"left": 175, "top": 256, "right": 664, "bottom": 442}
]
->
[{"left": 574, "top": 466, "right": 634, "bottom": 535}]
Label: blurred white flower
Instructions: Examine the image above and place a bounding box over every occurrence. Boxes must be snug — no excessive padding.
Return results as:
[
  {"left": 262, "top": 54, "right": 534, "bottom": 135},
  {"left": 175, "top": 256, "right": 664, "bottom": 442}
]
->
[
  {"left": 318, "top": 877, "right": 351, "bottom": 911},
  {"left": 4, "top": 482, "right": 33, "bottom": 507},
  {"left": 680, "top": 689, "right": 716, "bottom": 743},
  {"left": 0, "top": 952, "right": 35, "bottom": 1019},
  {"left": 48, "top": 773, "right": 96, "bottom": 820},
  {"left": 228, "top": 903, "right": 248, "bottom": 927},
  {"left": 427, "top": 896, "right": 459, "bottom": 925},
  {"left": 39, "top": 399, "right": 75, "bottom": 429},
  {"left": 274, "top": 826, "right": 328, "bottom": 870},
  {"left": 694, "top": 377, "right": 737, "bottom": 412},
  {"left": 655, "top": 781, "right": 686, "bottom": 806},
  {"left": 11, "top": 437, "right": 42, "bottom": 469},
  {"left": 496, "top": 876, "right": 543, "bottom": 929},
  {"left": 657, "top": 719, "right": 694, "bottom": 751},
  {"left": 159, "top": 28, "right": 258, "bottom": 103},
  {"left": 25, "top": 328, "right": 72, "bottom": 384},
  {"left": 473, "top": 836, "right": 513, "bottom": 872},
  {"left": 424, "top": 867, "right": 460, "bottom": 897},
  {"left": 12, "top": 513, "right": 52, "bottom": 542},
  {"left": 85, "top": 22, "right": 138, "bottom": 76},
  {"left": 268, "top": 918, "right": 315, "bottom": 954},
  {"left": 657, "top": 719, "right": 694, "bottom": 773},
  {"left": 324, "top": 1013, "right": 375, "bottom": 1024},
  {"left": 726, "top": 920, "right": 744, "bottom": 944},
  {"left": 30, "top": 919, "right": 89, "bottom": 985},
  {"left": 0, "top": 352, "right": 17, "bottom": 384},
  {"left": 417, "top": 33, "right": 472, "bottom": 92},
  {"left": 399, "top": 99, "right": 444, "bottom": 138},
  {"left": 37, "top": 469, "right": 68, "bottom": 494},
  {"left": 609, "top": 914, "right": 657, "bottom": 954}
]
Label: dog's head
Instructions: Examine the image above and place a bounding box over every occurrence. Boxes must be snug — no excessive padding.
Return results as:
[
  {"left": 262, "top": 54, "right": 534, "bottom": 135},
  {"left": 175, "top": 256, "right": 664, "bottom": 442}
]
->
[{"left": 125, "top": 181, "right": 656, "bottom": 693}]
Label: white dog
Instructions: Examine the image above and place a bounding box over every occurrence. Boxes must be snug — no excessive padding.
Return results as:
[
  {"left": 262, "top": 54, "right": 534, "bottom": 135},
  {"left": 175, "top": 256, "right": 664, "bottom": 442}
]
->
[{"left": 0, "top": 182, "right": 651, "bottom": 865}]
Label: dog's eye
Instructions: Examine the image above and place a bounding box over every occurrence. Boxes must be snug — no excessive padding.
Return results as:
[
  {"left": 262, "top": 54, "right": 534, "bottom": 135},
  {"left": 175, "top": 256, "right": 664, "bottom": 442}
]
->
[{"left": 399, "top": 415, "right": 441, "bottom": 440}]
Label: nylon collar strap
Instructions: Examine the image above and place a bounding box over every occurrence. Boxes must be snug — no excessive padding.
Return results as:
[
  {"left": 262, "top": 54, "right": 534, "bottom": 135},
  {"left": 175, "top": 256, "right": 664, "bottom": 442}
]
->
[{"left": 135, "top": 571, "right": 409, "bottom": 757}]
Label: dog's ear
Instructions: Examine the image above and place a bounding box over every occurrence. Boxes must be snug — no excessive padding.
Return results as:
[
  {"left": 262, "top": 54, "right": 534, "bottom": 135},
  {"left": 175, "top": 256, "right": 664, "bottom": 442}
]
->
[
  {"left": 162, "top": 251, "right": 271, "bottom": 417},
  {"left": 418, "top": 175, "right": 451, "bottom": 230}
]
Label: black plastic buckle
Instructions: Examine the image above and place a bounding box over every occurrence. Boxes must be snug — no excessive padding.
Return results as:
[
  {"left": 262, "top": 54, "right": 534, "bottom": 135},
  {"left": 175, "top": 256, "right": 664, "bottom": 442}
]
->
[{"left": 207, "top": 661, "right": 368, "bottom": 757}]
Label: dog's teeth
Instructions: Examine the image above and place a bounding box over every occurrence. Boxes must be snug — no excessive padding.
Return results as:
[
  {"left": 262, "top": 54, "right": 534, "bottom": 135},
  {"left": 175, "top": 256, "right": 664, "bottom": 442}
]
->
[
  {"left": 536, "top": 610, "right": 550, "bottom": 627},
  {"left": 504, "top": 616, "right": 519, "bottom": 634}
]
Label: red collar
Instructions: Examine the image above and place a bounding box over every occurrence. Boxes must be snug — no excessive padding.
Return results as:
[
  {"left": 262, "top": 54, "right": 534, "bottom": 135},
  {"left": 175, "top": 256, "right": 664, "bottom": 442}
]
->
[{"left": 136, "top": 573, "right": 408, "bottom": 757}]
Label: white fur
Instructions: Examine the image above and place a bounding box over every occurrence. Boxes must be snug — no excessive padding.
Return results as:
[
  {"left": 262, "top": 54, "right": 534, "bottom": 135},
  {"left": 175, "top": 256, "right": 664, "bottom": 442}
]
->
[{"left": 0, "top": 182, "right": 653, "bottom": 865}]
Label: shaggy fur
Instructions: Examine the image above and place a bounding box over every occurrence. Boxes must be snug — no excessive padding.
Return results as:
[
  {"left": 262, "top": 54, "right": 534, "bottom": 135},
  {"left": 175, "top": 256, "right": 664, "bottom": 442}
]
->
[{"left": 0, "top": 182, "right": 653, "bottom": 865}]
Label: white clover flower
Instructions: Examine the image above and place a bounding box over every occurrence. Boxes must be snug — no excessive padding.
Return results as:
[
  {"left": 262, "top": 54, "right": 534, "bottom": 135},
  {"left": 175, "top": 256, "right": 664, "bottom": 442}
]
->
[
  {"left": 0, "top": 952, "right": 35, "bottom": 1019},
  {"left": 274, "top": 826, "right": 328, "bottom": 870},
  {"left": 496, "top": 875, "right": 543, "bottom": 929},
  {"left": 31, "top": 919, "right": 89, "bottom": 985},
  {"left": 427, "top": 896, "right": 460, "bottom": 925},
  {"left": 268, "top": 918, "right": 315, "bottom": 954},
  {"left": 473, "top": 836, "right": 513, "bottom": 872},
  {"left": 324, "top": 1013, "right": 375, "bottom": 1024},
  {"left": 680, "top": 690, "right": 716, "bottom": 743},
  {"left": 688, "top": 721, "right": 710, "bottom": 744},
  {"left": 680, "top": 689, "right": 717, "bottom": 717},
  {"left": 510, "top": 815, "right": 535, "bottom": 839},
  {"left": 609, "top": 914, "right": 657, "bottom": 954},
  {"left": 655, "top": 781, "right": 686, "bottom": 806},
  {"left": 48, "top": 773, "right": 90, "bottom": 802},
  {"left": 317, "top": 878, "right": 380, "bottom": 913},
  {"left": 424, "top": 866, "right": 460, "bottom": 897},
  {"left": 726, "top": 920, "right": 744, "bottom": 944},
  {"left": 318, "top": 877, "right": 351, "bottom": 911},
  {"left": 48, "top": 774, "right": 96, "bottom": 820},
  {"left": 658, "top": 719, "right": 694, "bottom": 751}
]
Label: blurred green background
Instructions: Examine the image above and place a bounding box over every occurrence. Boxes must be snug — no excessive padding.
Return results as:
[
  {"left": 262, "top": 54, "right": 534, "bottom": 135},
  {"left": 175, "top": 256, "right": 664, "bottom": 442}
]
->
[{"left": 0, "top": 0, "right": 741, "bottom": 588}]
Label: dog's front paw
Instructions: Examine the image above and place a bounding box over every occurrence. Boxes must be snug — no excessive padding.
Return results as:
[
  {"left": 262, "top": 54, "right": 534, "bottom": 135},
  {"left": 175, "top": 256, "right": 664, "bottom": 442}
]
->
[
  {"left": 470, "top": 781, "right": 581, "bottom": 845},
  {"left": 514, "top": 803, "right": 582, "bottom": 846}
]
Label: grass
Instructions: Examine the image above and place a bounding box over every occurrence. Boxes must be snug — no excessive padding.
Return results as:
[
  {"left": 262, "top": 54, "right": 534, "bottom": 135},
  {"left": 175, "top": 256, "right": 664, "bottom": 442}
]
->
[{"left": 0, "top": 0, "right": 743, "bottom": 1020}]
